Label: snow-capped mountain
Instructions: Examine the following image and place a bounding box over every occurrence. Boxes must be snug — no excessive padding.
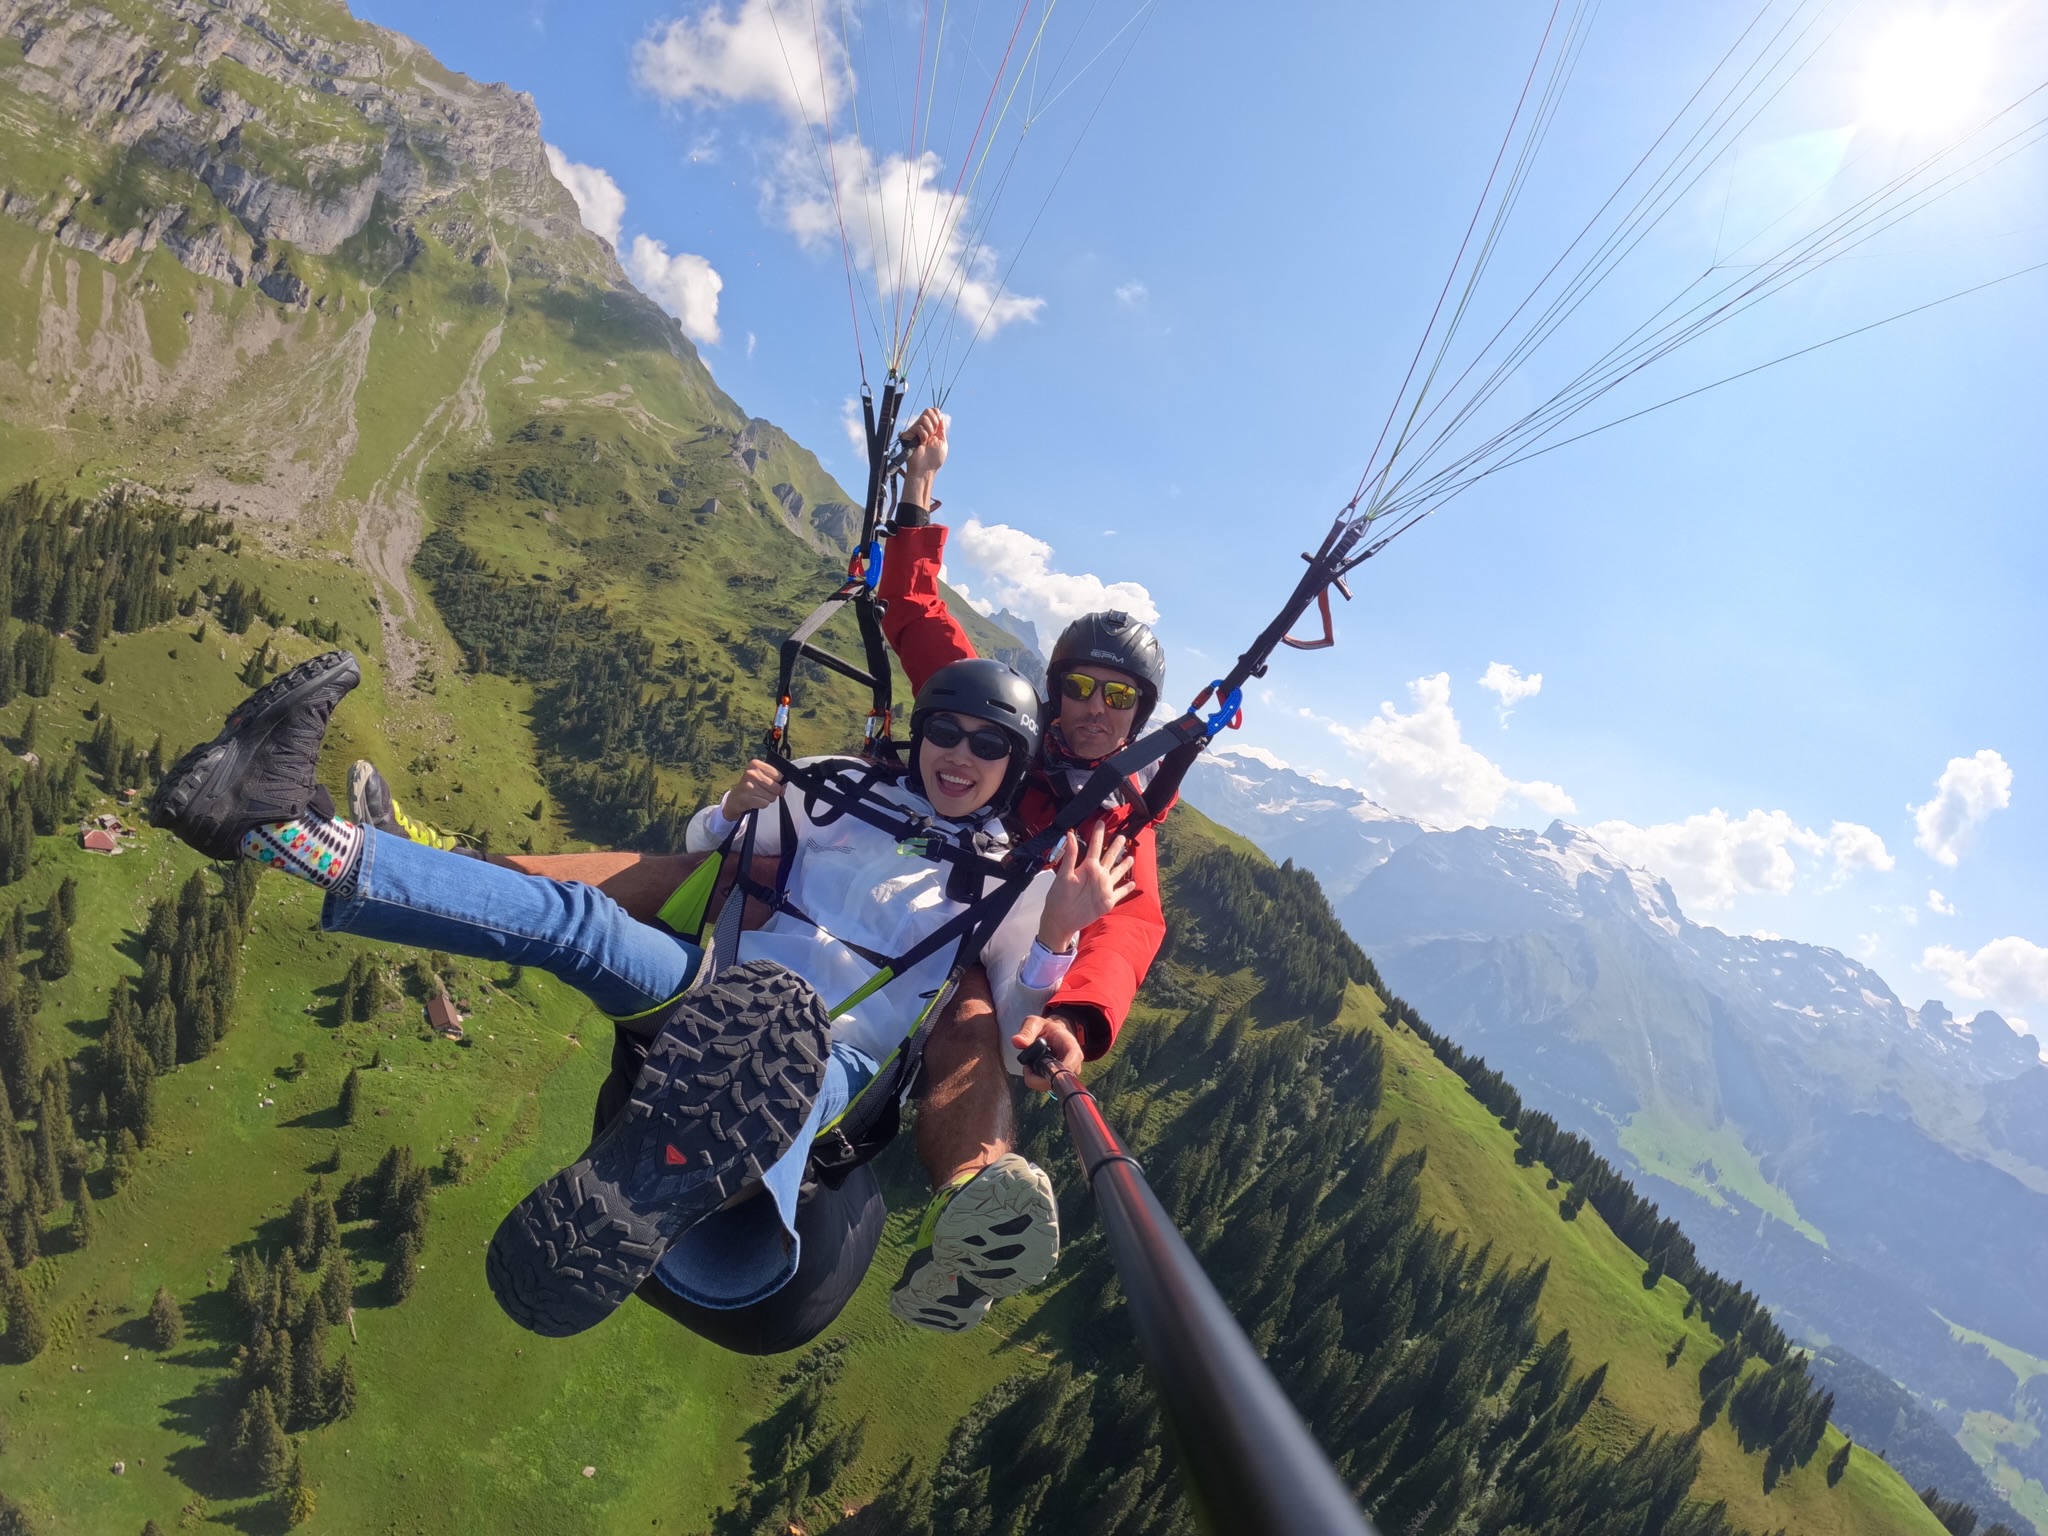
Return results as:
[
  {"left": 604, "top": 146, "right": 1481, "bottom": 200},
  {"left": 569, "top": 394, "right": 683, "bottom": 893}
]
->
[
  {"left": 1180, "top": 748, "right": 1424, "bottom": 901},
  {"left": 1184, "top": 752, "right": 2048, "bottom": 1448}
]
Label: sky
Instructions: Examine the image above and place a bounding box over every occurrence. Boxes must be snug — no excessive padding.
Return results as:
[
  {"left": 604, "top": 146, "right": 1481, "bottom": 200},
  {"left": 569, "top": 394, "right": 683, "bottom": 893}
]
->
[{"left": 356, "top": 0, "right": 2048, "bottom": 1036}]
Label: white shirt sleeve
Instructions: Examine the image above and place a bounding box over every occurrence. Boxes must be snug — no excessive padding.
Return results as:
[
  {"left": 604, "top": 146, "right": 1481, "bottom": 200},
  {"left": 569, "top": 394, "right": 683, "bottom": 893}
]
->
[
  {"left": 1018, "top": 939, "right": 1077, "bottom": 991},
  {"left": 685, "top": 801, "right": 736, "bottom": 851}
]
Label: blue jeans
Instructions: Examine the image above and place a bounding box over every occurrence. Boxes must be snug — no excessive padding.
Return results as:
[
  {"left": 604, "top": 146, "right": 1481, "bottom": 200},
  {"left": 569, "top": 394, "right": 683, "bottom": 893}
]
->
[
  {"left": 321, "top": 828, "right": 700, "bottom": 1019},
  {"left": 320, "top": 829, "right": 878, "bottom": 1305}
]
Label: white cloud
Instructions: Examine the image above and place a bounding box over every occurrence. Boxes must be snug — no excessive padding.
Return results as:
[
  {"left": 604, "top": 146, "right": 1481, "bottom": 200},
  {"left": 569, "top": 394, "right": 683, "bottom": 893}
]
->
[
  {"left": 840, "top": 396, "right": 865, "bottom": 454},
  {"left": 1910, "top": 749, "right": 2012, "bottom": 867},
  {"left": 544, "top": 143, "right": 627, "bottom": 249},
  {"left": 1922, "top": 937, "right": 2048, "bottom": 1008},
  {"left": 942, "top": 519, "right": 1158, "bottom": 643},
  {"left": 1324, "top": 674, "right": 1574, "bottom": 829},
  {"left": 1476, "top": 661, "right": 1543, "bottom": 723},
  {"left": 1587, "top": 809, "right": 1896, "bottom": 912},
  {"left": 1828, "top": 820, "right": 1895, "bottom": 877},
  {"left": 746, "top": 331, "right": 757, "bottom": 358},
  {"left": 1590, "top": 808, "right": 1828, "bottom": 911},
  {"left": 1115, "top": 281, "right": 1148, "bottom": 308},
  {"left": 775, "top": 137, "right": 1043, "bottom": 338},
  {"left": 627, "top": 235, "right": 724, "bottom": 345},
  {"left": 1928, "top": 888, "right": 1956, "bottom": 917},
  {"left": 634, "top": 0, "right": 1041, "bottom": 341},
  {"left": 1219, "top": 743, "right": 1292, "bottom": 772},
  {"left": 632, "top": 0, "right": 844, "bottom": 119}
]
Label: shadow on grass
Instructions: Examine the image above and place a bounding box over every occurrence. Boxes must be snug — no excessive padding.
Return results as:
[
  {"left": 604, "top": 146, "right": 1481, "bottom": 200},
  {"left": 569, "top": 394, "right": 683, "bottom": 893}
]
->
[
  {"left": 161, "top": 1371, "right": 258, "bottom": 1502},
  {"left": 102, "top": 1313, "right": 160, "bottom": 1351},
  {"left": 281, "top": 1102, "right": 344, "bottom": 1132}
]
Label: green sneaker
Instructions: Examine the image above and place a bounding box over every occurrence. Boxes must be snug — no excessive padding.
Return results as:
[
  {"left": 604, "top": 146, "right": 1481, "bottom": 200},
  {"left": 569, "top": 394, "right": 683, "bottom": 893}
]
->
[
  {"left": 889, "top": 1154, "right": 1059, "bottom": 1333},
  {"left": 348, "top": 759, "right": 471, "bottom": 853}
]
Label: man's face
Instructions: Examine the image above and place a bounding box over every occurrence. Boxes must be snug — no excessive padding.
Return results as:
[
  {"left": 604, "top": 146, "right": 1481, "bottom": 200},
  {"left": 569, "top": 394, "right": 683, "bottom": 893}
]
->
[{"left": 1055, "top": 664, "right": 1141, "bottom": 760}]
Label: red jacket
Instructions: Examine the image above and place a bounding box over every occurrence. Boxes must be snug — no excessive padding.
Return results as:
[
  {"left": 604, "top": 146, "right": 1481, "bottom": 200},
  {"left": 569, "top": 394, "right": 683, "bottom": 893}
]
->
[{"left": 878, "top": 522, "right": 1170, "bottom": 1058}]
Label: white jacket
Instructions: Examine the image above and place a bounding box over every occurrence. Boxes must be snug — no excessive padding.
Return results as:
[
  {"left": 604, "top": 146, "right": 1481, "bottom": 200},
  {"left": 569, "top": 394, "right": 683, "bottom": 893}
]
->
[{"left": 685, "top": 757, "right": 1065, "bottom": 1065}]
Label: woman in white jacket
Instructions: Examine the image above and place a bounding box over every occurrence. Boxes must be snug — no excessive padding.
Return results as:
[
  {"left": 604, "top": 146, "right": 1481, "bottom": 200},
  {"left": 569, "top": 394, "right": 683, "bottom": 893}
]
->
[
  {"left": 150, "top": 652, "right": 1129, "bottom": 1351},
  {"left": 492, "top": 657, "right": 1133, "bottom": 1342}
]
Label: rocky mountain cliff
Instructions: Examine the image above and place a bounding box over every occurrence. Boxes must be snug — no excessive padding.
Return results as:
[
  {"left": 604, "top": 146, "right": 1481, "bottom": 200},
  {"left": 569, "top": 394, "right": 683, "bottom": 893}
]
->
[
  {"left": 1186, "top": 750, "right": 2048, "bottom": 1524},
  {"left": 0, "top": 0, "right": 886, "bottom": 683}
]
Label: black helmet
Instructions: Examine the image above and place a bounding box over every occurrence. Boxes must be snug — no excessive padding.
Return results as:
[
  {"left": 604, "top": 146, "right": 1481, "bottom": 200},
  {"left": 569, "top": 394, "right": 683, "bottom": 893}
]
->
[
  {"left": 1049, "top": 610, "right": 1167, "bottom": 733},
  {"left": 908, "top": 658, "right": 1044, "bottom": 815}
]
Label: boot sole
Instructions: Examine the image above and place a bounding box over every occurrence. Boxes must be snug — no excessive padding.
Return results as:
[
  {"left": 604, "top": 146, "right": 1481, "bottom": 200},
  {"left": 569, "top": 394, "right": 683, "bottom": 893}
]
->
[
  {"left": 485, "top": 960, "right": 833, "bottom": 1338},
  {"left": 150, "top": 650, "right": 360, "bottom": 858}
]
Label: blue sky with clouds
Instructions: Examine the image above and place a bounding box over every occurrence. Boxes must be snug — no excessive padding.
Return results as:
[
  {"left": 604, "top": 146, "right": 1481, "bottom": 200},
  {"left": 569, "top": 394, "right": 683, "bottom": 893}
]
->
[{"left": 360, "top": 0, "right": 2048, "bottom": 1035}]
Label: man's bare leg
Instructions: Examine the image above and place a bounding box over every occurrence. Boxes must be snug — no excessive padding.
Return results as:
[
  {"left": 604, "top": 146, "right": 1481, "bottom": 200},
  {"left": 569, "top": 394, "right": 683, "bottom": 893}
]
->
[
  {"left": 915, "top": 966, "right": 1015, "bottom": 1191},
  {"left": 490, "top": 851, "right": 702, "bottom": 924}
]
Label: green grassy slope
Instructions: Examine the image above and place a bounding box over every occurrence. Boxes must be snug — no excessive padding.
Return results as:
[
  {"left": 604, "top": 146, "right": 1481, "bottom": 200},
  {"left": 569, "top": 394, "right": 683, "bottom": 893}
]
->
[{"left": 1360, "top": 990, "right": 1944, "bottom": 1535}]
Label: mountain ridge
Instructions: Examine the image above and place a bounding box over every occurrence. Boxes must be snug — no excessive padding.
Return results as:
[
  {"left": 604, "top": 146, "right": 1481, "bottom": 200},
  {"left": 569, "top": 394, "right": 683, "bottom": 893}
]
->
[{"left": 1185, "top": 747, "right": 2048, "bottom": 1528}]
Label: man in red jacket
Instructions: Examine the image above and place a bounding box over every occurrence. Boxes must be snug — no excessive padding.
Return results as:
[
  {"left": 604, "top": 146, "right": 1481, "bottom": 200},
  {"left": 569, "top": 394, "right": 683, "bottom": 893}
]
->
[{"left": 881, "top": 408, "right": 1173, "bottom": 1084}]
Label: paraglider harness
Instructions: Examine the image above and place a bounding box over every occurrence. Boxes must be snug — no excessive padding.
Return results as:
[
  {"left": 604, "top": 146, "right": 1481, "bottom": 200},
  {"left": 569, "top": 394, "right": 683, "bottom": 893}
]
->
[{"left": 650, "top": 376, "right": 1381, "bottom": 1186}]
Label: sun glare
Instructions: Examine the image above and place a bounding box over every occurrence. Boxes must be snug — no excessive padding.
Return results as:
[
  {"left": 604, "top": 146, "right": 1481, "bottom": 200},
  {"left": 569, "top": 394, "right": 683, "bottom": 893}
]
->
[{"left": 1862, "top": 10, "right": 1996, "bottom": 135}]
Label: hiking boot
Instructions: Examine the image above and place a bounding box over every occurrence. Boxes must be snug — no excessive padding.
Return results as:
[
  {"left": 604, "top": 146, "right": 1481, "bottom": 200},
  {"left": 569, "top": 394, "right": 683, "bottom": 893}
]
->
[
  {"left": 348, "top": 759, "right": 473, "bottom": 854},
  {"left": 486, "top": 959, "right": 833, "bottom": 1338},
  {"left": 148, "top": 651, "right": 360, "bottom": 860},
  {"left": 889, "top": 1154, "right": 1059, "bottom": 1333}
]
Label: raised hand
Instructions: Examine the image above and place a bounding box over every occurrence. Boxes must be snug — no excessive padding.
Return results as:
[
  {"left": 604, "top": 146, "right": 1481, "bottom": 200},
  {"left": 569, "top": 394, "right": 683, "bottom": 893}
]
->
[
  {"left": 719, "top": 759, "right": 787, "bottom": 821},
  {"left": 902, "top": 406, "right": 949, "bottom": 480},
  {"left": 1037, "top": 822, "right": 1137, "bottom": 954}
]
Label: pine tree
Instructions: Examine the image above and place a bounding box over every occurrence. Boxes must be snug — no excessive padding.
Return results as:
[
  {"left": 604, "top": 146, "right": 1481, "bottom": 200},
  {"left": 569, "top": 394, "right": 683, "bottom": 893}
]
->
[
  {"left": 148, "top": 1285, "right": 185, "bottom": 1351},
  {"left": 311, "top": 1188, "right": 339, "bottom": 1260},
  {"left": 7, "top": 1202, "right": 36, "bottom": 1267},
  {"left": 67, "top": 1179, "right": 95, "bottom": 1248},
  {"left": 38, "top": 922, "right": 71, "bottom": 983},
  {"left": 228, "top": 1250, "right": 268, "bottom": 1327},
  {"left": 241, "top": 1386, "right": 292, "bottom": 1490},
  {"left": 142, "top": 1522, "right": 165, "bottom": 1536},
  {"left": 3, "top": 1271, "right": 48, "bottom": 1361},
  {"left": 326, "top": 1350, "right": 358, "bottom": 1421},
  {"left": 289, "top": 1188, "right": 319, "bottom": 1264},
  {"left": 108, "top": 1126, "right": 140, "bottom": 1189},
  {"left": 338, "top": 1066, "right": 361, "bottom": 1126},
  {"left": 387, "top": 1230, "right": 419, "bottom": 1303},
  {"left": 320, "top": 1253, "right": 353, "bottom": 1324},
  {"left": 54, "top": 876, "right": 75, "bottom": 927},
  {"left": 0, "top": 1099, "right": 22, "bottom": 1212},
  {"left": 283, "top": 1452, "right": 316, "bottom": 1527},
  {"left": 291, "top": 1318, "right": 328, "bottom": 1429},
  {"left": 16, "top": 704, "right": 35, "bottom": 754}
]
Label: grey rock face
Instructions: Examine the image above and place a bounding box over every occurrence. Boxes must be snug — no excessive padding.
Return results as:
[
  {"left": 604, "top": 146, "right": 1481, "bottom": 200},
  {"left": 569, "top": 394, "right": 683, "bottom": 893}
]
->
[{"left": 0, "top": 0, "right": 613, "bottom": 287}]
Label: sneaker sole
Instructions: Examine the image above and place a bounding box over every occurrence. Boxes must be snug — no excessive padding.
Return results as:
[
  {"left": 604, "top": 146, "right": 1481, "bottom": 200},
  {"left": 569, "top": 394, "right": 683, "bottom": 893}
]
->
[
  {"left": 889, "top": 1248, "right": 993, "bottom": 1333},
  {"left": 150, "top": 650, "right": 360, "bottom": 859},
  {"left": 485, "top": 959, "right": 833, "bottom": 1338},
  {"left": 929, "top": 1154, "right": 1059, "bottom": 1298}
]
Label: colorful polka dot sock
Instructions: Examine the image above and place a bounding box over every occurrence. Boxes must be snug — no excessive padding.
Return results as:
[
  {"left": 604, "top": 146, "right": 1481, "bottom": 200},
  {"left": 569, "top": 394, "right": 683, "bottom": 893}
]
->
[{"left": 240, "top": 813, "right": 365, "bottom": 889}]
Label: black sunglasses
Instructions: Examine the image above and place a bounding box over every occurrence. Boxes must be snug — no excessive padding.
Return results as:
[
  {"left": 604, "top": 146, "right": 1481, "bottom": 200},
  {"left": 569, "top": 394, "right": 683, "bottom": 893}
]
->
[
  {"left": 923, "top": 715, "right": 1014, "bottom": 761},
  {"left": 1059, "top": 671, "right": 1141, "bottom": 711}
]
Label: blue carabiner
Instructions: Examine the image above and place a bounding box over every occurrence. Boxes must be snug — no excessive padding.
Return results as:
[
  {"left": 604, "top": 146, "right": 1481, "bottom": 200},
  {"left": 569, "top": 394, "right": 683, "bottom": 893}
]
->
[
  {"left": 861, "top": 540, "right": 885, "bottom": 592},
  {"left": 1201, "top": 680, "right": 1244, "bottom": 737}
]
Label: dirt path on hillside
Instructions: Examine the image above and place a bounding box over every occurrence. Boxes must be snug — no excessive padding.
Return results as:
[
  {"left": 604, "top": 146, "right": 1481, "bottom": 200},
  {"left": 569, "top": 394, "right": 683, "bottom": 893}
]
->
[{"left": 349, "top": 307, "right": 502, "bottom": 690}]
